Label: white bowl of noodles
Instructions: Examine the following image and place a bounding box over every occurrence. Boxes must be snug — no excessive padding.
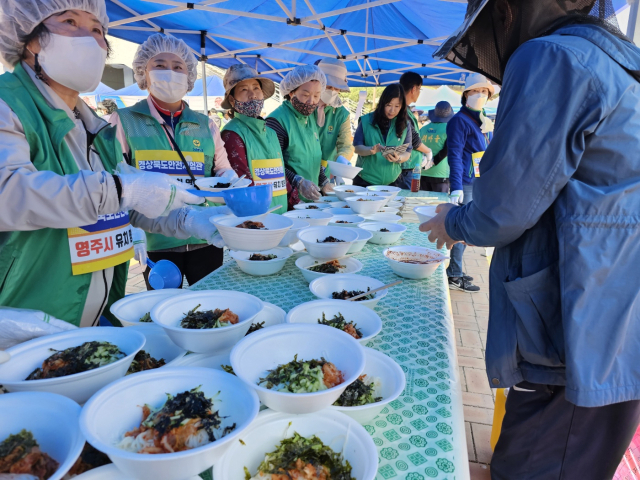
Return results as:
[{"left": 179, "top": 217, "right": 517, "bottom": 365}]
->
[{"left": 80, "top": 368, "right": 260, "bottom": 480}]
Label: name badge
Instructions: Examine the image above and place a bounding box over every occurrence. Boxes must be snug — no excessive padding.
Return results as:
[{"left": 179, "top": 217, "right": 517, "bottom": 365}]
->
[
  {"left": 252, "top": 159, "right": 287, "bottom": 197},
  {"left": 472, "top": 151, "right": 485, "bottom": 178},
  {"left": 67, "top": 211, "right": 134, "bottom": 275},
  {"left": 135, "top": 150, "right": 206, "bottom": 187}
]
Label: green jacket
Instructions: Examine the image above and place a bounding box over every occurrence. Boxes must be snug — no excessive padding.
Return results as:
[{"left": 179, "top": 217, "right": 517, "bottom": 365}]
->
[
  {"left": 268, "top": 101, "right": 323, "bottom": 187},
  {"left": 0, "top": 64, "right": 127, "bottom": 327},
  {"left": 356, "top": 112, "right": 407, "bottom": 186},
  {"left": 117, "top": 100, "right": 215, "bottom": 251},
  {"left": 420, "top": 122, "right": 449, "bottom": 178},
  {"left": 223, "top": 113, "right": 288, "bottom": 214}
]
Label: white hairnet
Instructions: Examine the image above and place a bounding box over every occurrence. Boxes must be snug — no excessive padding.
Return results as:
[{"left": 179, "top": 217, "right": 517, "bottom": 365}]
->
[
  {"left": 280, "top": 64, "right": 326, "bottom": 97},
  {"left": 0, "top": 0, "right": 109, "bottom": 67},
  {"left": 133, "top": 34, "right": 198, "bottom": 92}
]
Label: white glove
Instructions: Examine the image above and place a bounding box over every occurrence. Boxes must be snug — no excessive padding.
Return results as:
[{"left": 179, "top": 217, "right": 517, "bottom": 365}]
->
[
  {"left": 131, "top": 227, "right": 147, "bottom": 267},
  {"left": 297, "top": 178, "right": 321, "bottom": 202},
  {"left": 0, "top": 307, "right": 76, "bottom": 350},
  {"left": 183, "top": 205, "right": 232, "bottom": 247},
  {"left": 116, "top": 163, "right": 204, "bottom": 219},
  {"left": 321, "top": 183, "right": 334, "bottom": 194},
  {"left": 219, "top": 169, "right": 239, "bottom": 180},
  {"left": 449, "top": 190, "right": 464, "bottom": 205},
  {"left": 421, "top": 151, "right": 434, "bottom": 170}
]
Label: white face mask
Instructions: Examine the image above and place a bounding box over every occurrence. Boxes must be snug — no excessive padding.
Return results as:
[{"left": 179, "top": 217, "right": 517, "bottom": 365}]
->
[
  {"left": 321, "top": 89, "right": 341, "bottom": 107},
  {"left": 148, "top": 70, "right": 188, "bottom": 103},
  {"left": 466, "top": 93, "right": 488, "bottom": 111},
  {"left": 37, "top": 34, "right": 107, "bottom": 93}
]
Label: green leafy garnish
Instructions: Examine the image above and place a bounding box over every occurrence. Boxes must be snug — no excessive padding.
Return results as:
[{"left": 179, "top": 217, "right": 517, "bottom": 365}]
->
[
  {"left": 139, "top": 312, "right": 152, "bottom": 322},
  {"left": 318, "top": 312, "right": 362, "bottom": 339},
  {"left": 333, "top": 376, "right": 382, "bottom": 407}
]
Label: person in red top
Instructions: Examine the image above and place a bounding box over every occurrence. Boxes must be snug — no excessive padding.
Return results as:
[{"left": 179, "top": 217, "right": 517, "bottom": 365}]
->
[{"left": 220, "top": 65, "right": 299, "bottom": 209}]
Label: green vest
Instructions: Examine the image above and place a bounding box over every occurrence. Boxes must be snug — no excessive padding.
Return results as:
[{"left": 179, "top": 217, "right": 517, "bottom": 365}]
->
[
  {"left": 117, "top": 100, "right": 215, "bottom": 252},
  {"left": 356, "top": 112, "right": 407, "bottom": 186},
  {"left": 222, "top": 113, "right": 288, "bottom": 214},
  {"left": 0, "top": 64, "right": 127, "bottom": 327},
  {"left": 404, "top": 107, "right": 422, "bottom": 170},
  {"left": 316, "top": 105, "right": 350, "bottom": 177},
  {"left": 268, "top": 101, "right": 322, "bottom": 186},
  {"left": 420, "top": 122, "right": 449, "bottom": 178}
]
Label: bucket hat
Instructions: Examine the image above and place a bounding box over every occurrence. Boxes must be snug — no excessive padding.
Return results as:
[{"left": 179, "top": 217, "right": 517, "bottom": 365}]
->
[{"left": 222, "top": 64, "right": 276, "bottom": 109}]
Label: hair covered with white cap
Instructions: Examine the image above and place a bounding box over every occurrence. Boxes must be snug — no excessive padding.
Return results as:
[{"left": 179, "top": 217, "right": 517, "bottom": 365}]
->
[
  {"left": 132, "top": 33, "right": 198, "bottom": 92},
  {"left": 280, "top": 64, "right": 326, "bottom": 97},
  {"left": 0, "top": 0, "right": 109, "bottom": 67}
]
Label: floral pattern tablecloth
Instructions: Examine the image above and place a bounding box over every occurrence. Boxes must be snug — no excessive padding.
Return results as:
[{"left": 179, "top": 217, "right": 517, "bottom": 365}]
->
[{"left": 192, "top": 191, "right": 469, "bottom": 480}]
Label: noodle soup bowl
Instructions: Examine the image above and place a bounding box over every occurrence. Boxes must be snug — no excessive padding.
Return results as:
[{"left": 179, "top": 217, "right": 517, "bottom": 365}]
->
[
  {"left": 295, "top": 254, "right": 363, "bottom": 283},
  {"left": 0, "top": 328, "right": 145, "bottom": 404},
  {"left": 211, "top": 214, "right": 293, "bottom": 252},
  {"left": 150, "top": 291, "right": 264, "bottom": 354},
  {"left": 80, "top": 367, "right": 259, "bottom": 480},
  {"left": 297, "top": 226, "right": 358, "bottom": 260},
  {"left": 0, "top": 391, "right": 85, "bottom": 480},
  {"left": 309, "top": 273, "right": 388, "bottom": 310},
  {"left": 214, "top": 409, "right": 378, "bottom": 480},
  {"left": 230, "top": 323, "right": 365, "bottom": 414}
]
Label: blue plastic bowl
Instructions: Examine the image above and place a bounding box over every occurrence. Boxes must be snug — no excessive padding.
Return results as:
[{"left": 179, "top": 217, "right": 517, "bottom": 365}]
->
[
  {"left": 147, "top": 259, "right": 183, "bottom": 290},
  {"left": 222, "top": 184, "right": 273, "bottom": 217}
]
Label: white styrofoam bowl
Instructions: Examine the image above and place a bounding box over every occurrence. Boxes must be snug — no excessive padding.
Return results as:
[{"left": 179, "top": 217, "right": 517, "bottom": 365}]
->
[
  {"left": 230, "top": 324, "right": 365, "bottom": 414},
  {"left": 126, "top": 324, "right": 187, "bottom": 367},
  {"left": 0, "top": 328, "right": 145, "bottom": 404},
  {"left": 345, "top": 195, "right": 388, "bottom": 215},
  {"left": 278, "top": 217, "right": 310, "bottom": 246},
  {"left": 366, "top": 185, "right": 401, "bottom": 203},
  {"left": 376, "top": 206, "right": 400, "bottom": 214},
  {"left": 295, "top": 255, "right": 363, "bottom": 283},
  {"left": 326, "top": 161, "right": 363, "bottom": 180},
  {"left": 414, "top": 205, "right": 439, "bottom": 224},
  {"left": 316, "top": 196, "right": 345, "bottom": 206},
  {"left": 170, "top": 302, "right": 286, "bottom": 371},
  {"left": 386, "top": 200, "right": 403, "bottom": 209},
  {"left": 229, "top": 247, "right": 293, "bottom": 276},
  {"left": 328, "top": 214, "right": 366, "bottom": 227},
  {"left": 73, "top": 464, "right": 202, "bottom": 480},
  {"left": 330, "top": 347, "right": 406, "bottom": 424},
  {"left": 0, "top": 392, "right": 84, "bottom": 480},
  {"left": 309, "top": 273, "right": 388, "bottom": 309},
  {"left": 355, "top": 191, "right": 395, "bottom": 206},
  {"left": 297, "top": 226, "right": 358, "bottom": 260},
  {"left": 110, "top": 289, "right": 187, "bottom": 327},
  {"left": 212, "top": 213, "right": 293, "bottom": 252},
  {"left": 283, "top": 209, "right": 333, "bottom": 226},
  {"left": 214, "top": 409, "right": 378, "bottom": 480},
  {"left": 80, "top": 368, "right": 260, "bottom": 480},
  {"left": 194, "top": 176, "right": 252, "bottom": 203},
  {"left": 150, "top": 291, "right": 264, "bottom": 354},
  {"left": 285, "top": 299, "right": 382, "bottom": 344},
  {"left": 361, "top": 213, "right": 402, "bottom": 223},
  {"left": 325, "top": 206, "right": 355, "bottom": 215},
  {"left": 360, "top": 222, "right": 407, "bottom": 245},
  {"left": 347, "top": 227, "right": 374, "bottom": 253},
  {"left": 383, "top": 245, "right": 449, "bottom": 279},
  {"left": 293, "top": 202, "right": 331, "bottom": 210},
  {"left": 333, "top": 184, "right": 367, "bottom": 201}
]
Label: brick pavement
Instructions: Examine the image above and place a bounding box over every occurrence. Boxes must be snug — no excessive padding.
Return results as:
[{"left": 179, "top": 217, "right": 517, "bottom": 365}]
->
[{"left": 125, "top": 218, "right": 496, "bottom": 479}]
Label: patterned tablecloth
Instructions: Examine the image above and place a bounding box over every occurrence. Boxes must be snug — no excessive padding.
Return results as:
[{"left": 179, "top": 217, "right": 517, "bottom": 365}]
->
[{"left": 191, "top": 191, "right": 469, "bottom": 480}]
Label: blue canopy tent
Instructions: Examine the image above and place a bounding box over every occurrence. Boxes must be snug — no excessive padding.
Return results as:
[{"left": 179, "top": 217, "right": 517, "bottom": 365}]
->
[
  {"left": 189, "top": 75, "right": 225, "bottom": 97},
  {"left": 79, "top": 82, "right": 115, "bottom": 108}
]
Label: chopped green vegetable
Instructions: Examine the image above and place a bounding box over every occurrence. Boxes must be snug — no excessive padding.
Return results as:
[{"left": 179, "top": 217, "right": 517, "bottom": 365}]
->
[
  {"left": 248, "top": 432, "right": 354, "bottom": 480},
  {"left": 258, "top": 354, "right": 343, "bottom": 393},
  {"left": 221, "top": 365, "right": 235, "bottom": 375},
  {"left": 318, "top": 312, "right": 362, "bottom": 339},
  {"left": 333, "top": 375, "right": 382, "bottom": 406},
  {"left": 139, "top": 312, "right": 152, "bottom": 322},
  {"left": 180, "top": 304, "right": 238, "bottom": 329},
  {"left": 248, "top": 254, "right": 277, "bottom": 261},
  {"left": 126, "top": 350, "right": 166, "bottom": 374},
  {"left": 332, "top": 287, "right": 374, "bottom": 301},
  {"left": 245, "top": 321, "right": 265, "bottom": 335}
]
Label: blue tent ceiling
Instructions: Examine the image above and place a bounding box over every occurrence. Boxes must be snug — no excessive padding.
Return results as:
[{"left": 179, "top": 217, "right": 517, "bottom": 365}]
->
[{"left": 105, "top": 0, "right": 470, "bottom": 87}]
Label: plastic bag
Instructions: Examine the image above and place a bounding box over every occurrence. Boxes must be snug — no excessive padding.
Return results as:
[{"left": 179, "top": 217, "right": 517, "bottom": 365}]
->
[{"left": 0, "top": 307, "right": 76, "bottom": 350}]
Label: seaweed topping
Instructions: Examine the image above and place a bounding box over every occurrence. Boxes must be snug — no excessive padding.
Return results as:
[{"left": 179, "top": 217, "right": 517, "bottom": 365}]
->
[
  {"left": 332, "top": 287, "right": 373, "bottom": 301},
  {"left": 317, "top": 312, "right": 362, "bottom": 339},
  {"left": 0, "top": 430, "right": 59, "bottom": 480},
  {"left": 333, "top": 375, "right": 382, "bottom": 407},
  {"left": 26, "top": 341, "right": 125, "bottom": 380},
  {"left": 180, "top": 304, "right": 239, "bottom": 329},
  {"left": 246, "top": 322, "right": 265, "bottom": 335},
  {"left": 213, "top": 182, "right": 231, "bottom": 188},
  {"left": 248, "top": 254, "right": 277, "bottom": 261},
  {"left": 308, "top": 259, "right": 344, "bottom": 274},
  {"left": 127, "top": 350, "right": 166, "bottom": 374},
  {"left": 251, "top": 432, "right": 354, "bottom": 480},
  {"left": 380, "top": 228, "right": 390, "bottom": 232},
  {"left": 316, "top": 236, "right": 344, "bottom": 243},
  {"left": 306, "top": 205, "right": 319, "bottom": 209}
]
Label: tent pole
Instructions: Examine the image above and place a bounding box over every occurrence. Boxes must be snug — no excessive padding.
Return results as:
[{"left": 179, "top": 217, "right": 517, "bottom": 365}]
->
[
  {"left": 201, "top": 31, "right": 208, "bottom": 115},
  {"left": 628, "top": 0, "right": 640, "bottom": 45}
]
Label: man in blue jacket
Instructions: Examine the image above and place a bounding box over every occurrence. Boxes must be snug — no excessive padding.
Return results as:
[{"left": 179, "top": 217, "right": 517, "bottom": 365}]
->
[{"left": 425, "top": 0, "right": 640, "bottom": 478}]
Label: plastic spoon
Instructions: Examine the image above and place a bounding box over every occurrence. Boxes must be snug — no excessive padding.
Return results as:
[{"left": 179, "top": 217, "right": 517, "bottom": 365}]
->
[
  {"left": 229, "top": 174, "right": 247, "bottom": 188},
  {"left": 244, "top": 205, "right": 283, "bottom": 223},
  {"left": 346, "top": 280, "right": 403, "bottom": 302}
]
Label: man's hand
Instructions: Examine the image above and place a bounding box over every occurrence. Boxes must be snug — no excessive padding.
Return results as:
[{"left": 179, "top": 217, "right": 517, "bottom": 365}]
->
[{"left": 419, "top": 203, "right": 461, "bottom": 250}]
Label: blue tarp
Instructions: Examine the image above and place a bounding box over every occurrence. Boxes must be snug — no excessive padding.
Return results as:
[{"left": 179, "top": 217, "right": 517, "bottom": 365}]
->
[
  {"left": 108, "top": 82, "right": 147, "bottom": 96},
  {"left": 105, "top": 0, "right": 470, "bottom": 87},
  {"left": 81, "top": 82, "right": 114, "bottom": 96},
  {"left": 188, "top": 75, "right": 225, "bottom": 97}
]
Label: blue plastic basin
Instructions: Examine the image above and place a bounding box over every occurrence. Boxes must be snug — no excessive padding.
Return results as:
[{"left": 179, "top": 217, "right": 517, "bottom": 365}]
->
[{"left": 221, "top": 184, "right": 273, "bottom": 217}]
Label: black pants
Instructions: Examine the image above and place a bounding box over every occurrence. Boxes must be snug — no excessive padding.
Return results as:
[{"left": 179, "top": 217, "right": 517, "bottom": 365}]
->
[
  {"left": 143, "top": 245, "right": 224, "bottom": 290},
  {"left": 492, "top": 381, "right": 640, "bottom": 480},
  {"left": 420, "top": 176, "right": 449, "bottom": 193}
]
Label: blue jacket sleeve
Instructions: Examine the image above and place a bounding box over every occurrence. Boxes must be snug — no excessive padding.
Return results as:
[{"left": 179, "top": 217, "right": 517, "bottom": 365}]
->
[
  {"left": 353, "top": 122, "right": 365, "bottom": 146},
  {"left": 446, "top": 116, "right": 468, "bottom": 192},
  {"left": 445, "top": 39, "right": 604, "bottom": 248}
]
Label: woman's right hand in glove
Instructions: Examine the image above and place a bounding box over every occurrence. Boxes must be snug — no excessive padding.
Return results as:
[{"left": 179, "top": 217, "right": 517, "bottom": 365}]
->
[
  {"left": 297, "top": 178, "right": 321, "bottom": 202},
  {"left": 116, "top": 163, "right": 203, "bottom": 219}
]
